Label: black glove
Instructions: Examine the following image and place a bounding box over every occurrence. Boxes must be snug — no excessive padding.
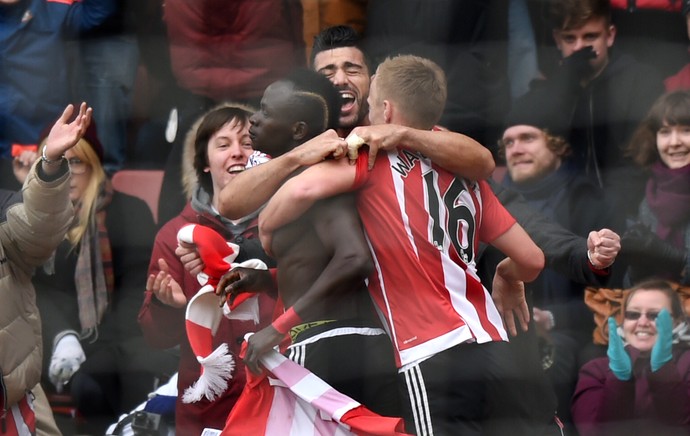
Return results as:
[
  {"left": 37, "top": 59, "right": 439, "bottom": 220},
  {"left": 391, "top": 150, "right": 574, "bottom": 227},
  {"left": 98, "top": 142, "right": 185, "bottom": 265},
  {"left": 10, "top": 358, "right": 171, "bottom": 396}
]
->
[
  {"left": 233, "top": 235, "right": 276, "bottom": 268},
  {"left": 560, "top": 46, "right": 597, "bottom": 83},
  {"left": 620, "top": 223, "right": 687, "bottom": 281}
]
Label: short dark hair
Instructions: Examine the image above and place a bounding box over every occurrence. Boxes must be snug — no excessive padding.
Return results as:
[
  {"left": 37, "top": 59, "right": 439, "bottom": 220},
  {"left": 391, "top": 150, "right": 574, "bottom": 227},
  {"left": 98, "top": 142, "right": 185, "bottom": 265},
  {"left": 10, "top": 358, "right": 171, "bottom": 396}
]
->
[
  {"left": 283, "top": 68, "right": 342, "bottom": 138},
  {"left": 310, "top": 25, "right": 370, "bottom": 70},
  {"left": 549, "top": 0, "right": 612, "bottom": 30},
  {"left": 193, "top": 106, "right": 252, "bottom": 194}
]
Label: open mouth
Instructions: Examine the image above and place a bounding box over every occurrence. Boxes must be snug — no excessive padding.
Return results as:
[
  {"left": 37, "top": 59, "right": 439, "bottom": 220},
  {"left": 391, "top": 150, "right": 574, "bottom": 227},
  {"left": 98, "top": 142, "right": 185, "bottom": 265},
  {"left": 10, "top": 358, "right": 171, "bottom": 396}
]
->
[
  {"left": 228, "top": 165, "right": 245, "bottom": 175},
  {"left": 340, "top": 91, "right": 356, "bottom": 112}
]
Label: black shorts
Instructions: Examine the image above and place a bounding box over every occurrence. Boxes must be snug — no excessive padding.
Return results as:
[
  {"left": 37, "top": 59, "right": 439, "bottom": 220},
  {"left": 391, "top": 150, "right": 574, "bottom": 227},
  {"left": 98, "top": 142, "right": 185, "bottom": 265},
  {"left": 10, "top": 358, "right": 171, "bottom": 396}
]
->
[
  {"left": 286, "top": 319, "right": 403, "bottom": 418},
  {"left": 400, "top": 341, "right": 525, "bottom": 436}
]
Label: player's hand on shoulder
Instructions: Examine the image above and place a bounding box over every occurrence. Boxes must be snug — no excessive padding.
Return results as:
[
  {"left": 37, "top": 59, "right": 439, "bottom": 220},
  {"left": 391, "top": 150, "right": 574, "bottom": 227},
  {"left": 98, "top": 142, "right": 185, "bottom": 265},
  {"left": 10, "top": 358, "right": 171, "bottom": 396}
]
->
[{"left": 290, "top": 130, "right": 347, "bottom": 165}]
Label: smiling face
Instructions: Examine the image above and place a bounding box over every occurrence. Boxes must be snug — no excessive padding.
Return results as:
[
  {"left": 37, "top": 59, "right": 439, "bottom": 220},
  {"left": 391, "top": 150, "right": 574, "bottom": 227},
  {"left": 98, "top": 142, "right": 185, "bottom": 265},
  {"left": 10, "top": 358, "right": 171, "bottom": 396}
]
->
[
  {"left": 313, "top": 46, "right": 370, "bottom": 130},
  {"left": 622, "top": 289, "right": 673, "bottom": 354},
  {"left": 503, "top": 125, "right": 562, "bottom": 184},
  {"left": 206, "top": 119, "right": 253, "bottom": 200},
  {"left": 656, "top": 123, "right": 690, "bottom": 169},
  {"left": 554, "top": 16, "right": 616, "bottom": 79}
]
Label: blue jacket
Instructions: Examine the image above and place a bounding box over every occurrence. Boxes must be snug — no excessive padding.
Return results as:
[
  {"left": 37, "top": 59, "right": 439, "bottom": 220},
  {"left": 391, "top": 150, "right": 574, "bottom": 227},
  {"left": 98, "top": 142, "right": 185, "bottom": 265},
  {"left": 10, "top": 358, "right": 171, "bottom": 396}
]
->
[{"left": 0, "top": 0, "right": 115, "bottom": 156}]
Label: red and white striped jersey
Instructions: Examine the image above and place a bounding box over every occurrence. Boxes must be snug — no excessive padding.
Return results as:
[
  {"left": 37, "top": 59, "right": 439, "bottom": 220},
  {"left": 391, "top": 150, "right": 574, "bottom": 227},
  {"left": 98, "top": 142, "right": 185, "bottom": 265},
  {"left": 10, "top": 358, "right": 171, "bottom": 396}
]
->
[{"left": 352, "top": 148, "right": 515, "bottom": 368}]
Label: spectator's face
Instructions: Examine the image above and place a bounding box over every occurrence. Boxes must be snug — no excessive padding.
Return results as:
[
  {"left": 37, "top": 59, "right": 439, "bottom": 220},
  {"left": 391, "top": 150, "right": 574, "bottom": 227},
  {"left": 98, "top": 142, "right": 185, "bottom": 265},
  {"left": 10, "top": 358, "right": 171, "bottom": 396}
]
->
[
  {"left": 65, "top": 149, "right": 92, "bottom": 203},
  {"left": 656, "top": 123, "right": 690, "bottom": 169},
  {"left": 622, "top": 289, "right": 672, "bottom": 353},
  {"left": 313, "top": 47, "right": 370, "bottom": 130},
  {"left": 503, "top": 125, "right": 561, "bottom": 184},
  {"left": 553, "top": 17, "right": 616, "bottom": 78},
  {"left": 250, "top": 82, "right": 297, "bottom": 157},
  {"left": 206, "top": 119, "right": 253, "bottom": 195}
]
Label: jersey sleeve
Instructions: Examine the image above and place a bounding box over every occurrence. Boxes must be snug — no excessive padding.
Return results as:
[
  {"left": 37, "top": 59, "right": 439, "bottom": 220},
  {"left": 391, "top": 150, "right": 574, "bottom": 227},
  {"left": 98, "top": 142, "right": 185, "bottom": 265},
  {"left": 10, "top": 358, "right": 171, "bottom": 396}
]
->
[{"left": 477, "top": 180, "right": 516, "bottom": 243}]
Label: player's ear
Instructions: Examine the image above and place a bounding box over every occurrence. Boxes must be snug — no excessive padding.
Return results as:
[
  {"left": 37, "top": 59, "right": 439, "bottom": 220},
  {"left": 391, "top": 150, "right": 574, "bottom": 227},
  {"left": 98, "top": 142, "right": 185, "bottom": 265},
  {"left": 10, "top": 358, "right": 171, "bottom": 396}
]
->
[
  {"left": 383, "top": 100, "right": 393, "bottom": 124},
  {"left": 292, "top": 121, "right": 307, "bottom": 142}
]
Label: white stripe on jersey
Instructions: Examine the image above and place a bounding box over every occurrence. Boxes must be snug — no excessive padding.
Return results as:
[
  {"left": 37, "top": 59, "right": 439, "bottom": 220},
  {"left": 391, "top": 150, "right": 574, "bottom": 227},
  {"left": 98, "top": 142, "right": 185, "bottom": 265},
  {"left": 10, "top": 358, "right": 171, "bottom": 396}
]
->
[
  {"left": 389, "top": 152, "right": 420, "bottom": 259},
  {"left": 442, "top": 254, "right": 507, "bottom": 343},
  {"left": 398, "top": 325, "right": 473, "bottom": 369}
]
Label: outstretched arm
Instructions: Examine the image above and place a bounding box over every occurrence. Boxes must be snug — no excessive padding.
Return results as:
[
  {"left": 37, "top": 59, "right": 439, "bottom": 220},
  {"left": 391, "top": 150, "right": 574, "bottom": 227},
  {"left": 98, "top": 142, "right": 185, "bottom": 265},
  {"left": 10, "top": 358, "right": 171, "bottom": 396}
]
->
[
  {"left": 347, "top": 124, "right": 495, "bottom": 180},
  {"left": 259, "top": 157, "right": 356, "bottom": 253},
  {"left": 41, "top": 103, "right": 93, "bottom": 177},
  {"left": 218, "top": 130, "right": 348, "bottom": 219}
]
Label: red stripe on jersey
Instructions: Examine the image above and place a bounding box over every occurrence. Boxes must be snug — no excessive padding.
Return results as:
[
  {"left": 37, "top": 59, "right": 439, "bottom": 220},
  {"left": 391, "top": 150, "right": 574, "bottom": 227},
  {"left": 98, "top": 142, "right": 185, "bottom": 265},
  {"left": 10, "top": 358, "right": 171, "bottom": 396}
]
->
[
  {"left": 17, "top": 396, "right": 35, "bottom": 433},
  {"left": 47, "top": 0, "right": 76, "bottom": 4},
  {"left": 4, "top": 412, "right": 18, "bottom": 436},
  {"left": 476, "top": 181, "right": 516, "bottom": 243},
  {"left": 465, "top": 272, "right": 503, "bottom": 340}
]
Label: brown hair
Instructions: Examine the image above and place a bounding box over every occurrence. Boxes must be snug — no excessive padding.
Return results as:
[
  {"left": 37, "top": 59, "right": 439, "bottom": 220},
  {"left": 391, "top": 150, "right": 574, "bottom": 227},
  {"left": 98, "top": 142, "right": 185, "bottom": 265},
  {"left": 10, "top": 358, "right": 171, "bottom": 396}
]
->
[
  {"left": 374, "top": 55, "right": 447, "bottom": 130},
  {"left": 624, "top": 279, "right": 685, "bottom": 321},
  {"left": 193, "top": 106, "right": 253, "bottom": 194},
  {"left": 626, "top": 90, "right": 690, "bottom": 168},
  {"left": 549, "top": 0, "right": 612, "bottom": 30},
  {"left": 497, "top": 128, "right": 572, "bottom": 161}
]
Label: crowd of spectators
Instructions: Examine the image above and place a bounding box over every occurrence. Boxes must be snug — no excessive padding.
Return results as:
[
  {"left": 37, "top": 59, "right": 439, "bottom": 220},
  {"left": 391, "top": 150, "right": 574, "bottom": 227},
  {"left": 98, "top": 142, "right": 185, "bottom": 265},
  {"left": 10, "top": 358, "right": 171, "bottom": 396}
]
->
[{"left": 1, "top": 0, "right": 689, "bottom": 435}]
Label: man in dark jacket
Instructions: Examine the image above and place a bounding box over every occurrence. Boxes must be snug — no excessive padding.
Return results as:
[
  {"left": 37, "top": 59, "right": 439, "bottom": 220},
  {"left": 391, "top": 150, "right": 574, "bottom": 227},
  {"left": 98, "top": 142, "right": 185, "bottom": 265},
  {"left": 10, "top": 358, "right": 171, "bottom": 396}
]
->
[
  {"left": 495, "top": 100, "right": 620, "bottom": 428},
  {"left": 515, "top": 0, "right": 664, "bottom": 222}
]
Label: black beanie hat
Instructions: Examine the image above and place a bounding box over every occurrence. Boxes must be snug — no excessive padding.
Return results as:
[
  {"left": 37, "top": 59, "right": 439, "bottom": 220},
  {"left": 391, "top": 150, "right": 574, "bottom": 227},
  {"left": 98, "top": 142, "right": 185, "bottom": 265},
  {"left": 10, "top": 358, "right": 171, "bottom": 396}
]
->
[{"left": 503, "top": 94, "right": 571, "bottom": 140}]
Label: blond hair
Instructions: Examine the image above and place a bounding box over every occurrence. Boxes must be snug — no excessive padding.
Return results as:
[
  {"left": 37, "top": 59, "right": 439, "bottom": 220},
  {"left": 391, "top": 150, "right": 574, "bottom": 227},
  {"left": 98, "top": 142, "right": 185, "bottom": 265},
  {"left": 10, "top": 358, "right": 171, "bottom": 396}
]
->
[
  {"left": 40, "top": 138, "right": 106, "bottom": 246},
  {"left": 375, "top": 55, "right": 447, "bottom": 130}
]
